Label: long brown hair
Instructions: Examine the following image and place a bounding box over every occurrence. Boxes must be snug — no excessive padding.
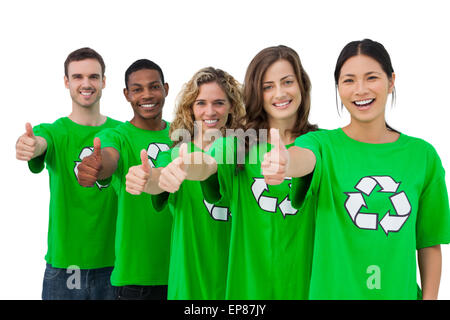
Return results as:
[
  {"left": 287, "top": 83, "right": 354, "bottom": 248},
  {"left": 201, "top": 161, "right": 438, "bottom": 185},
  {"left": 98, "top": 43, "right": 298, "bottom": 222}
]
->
[{"left": 240, "top": 45, "right": 317, "bottom": 157}]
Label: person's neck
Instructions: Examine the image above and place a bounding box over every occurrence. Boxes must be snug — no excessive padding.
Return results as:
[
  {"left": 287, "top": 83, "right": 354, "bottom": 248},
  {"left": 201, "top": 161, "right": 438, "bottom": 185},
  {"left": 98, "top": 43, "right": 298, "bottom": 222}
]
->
[
  {"left": 130, "top": 116, "right": 166, "bottom": 131},
  {"left": 68, "top": 103, "right": 106, "bottom": 126},
  {"left": 268, "top": 118, "right": 296, "bottom": 145},
  {"left": 343, "top": 118, "right": 399, "bottom": 144}
]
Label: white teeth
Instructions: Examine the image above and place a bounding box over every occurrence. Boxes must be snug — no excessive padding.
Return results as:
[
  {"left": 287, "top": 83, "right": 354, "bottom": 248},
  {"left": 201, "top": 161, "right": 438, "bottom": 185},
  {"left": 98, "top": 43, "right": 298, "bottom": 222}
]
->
[
  {"left": 204, "top": 120, "right": 218, "bottom": 124},
  {"left": 80, "top": 92, "right": 93, "bottom": 96},
  {"left": 354, "top": 99, "right": 374, "bottom": 106},
  {"left": 140, "top": 104, "right": 155, "bottom": 108},
  {"left": 274, "top": 101, "right": 290, "bottom": 107}
]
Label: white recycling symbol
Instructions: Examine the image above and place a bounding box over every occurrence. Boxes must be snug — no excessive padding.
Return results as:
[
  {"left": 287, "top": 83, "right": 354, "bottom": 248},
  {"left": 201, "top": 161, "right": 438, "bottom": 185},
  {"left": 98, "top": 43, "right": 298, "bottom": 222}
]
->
[
  {"left": 203, "top": 200, "right": 230, "bottom": 221},
  {"left": 74, "top": 147, "right": 109, "bottom": 190},
  {"left": 344, "top": 176, "right": 411, "bottom": 235},
  {"left": 251, "top": 177, "right": 297, "bottom": 218},
  {"left": 146, "top": 143, "right": 170, "bottom": 168}
]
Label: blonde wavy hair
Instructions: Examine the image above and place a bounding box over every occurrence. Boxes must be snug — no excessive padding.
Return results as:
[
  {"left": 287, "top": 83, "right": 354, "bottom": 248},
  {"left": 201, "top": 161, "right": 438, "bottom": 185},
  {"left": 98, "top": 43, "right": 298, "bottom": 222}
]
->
[{"left": 169, "top": 67, "right": 245, "bottom": 143}]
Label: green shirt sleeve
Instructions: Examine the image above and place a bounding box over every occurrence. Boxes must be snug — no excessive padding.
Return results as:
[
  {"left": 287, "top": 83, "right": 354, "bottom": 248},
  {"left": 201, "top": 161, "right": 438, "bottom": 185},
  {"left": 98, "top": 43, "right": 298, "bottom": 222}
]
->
[
  {"left": 28, "top": 123, "right": 53, "bottom": 173},
  {"left": 416, "top": 143, "right": 450, "bottom": 249},
  {"left": 96, "top": 127, "right": 121, "bottom": 152},
  {"left": 96, "top": 127, "right": 123, "bottom": 190},
  {"left": 201, "top": 137, "right": 236, "bottom": 207},
  {"left": 290, "top": 131, "right": 323, "bottom": 211},
  {"left": 151, "top": 149, "right": 173, "bottom": 212}
]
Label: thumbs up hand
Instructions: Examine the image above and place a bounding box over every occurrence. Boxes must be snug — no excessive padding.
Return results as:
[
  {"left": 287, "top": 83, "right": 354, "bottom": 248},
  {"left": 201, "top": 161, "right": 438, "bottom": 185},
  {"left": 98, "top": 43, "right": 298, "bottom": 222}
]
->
[
  {"left": 158, "top": 143, "right": 188, "bottom": 193},
  {"left": 125, "top": 149, "right": 153, "bottom": 195},
  {"left": 77, "top": 137, "right": 103, "bottom": 187},
  {"left": 16, "top": 123, "right": 40, "bottom": 161},
  {"left": 261, "top": 128, "right": 289, "bottom": 185}
]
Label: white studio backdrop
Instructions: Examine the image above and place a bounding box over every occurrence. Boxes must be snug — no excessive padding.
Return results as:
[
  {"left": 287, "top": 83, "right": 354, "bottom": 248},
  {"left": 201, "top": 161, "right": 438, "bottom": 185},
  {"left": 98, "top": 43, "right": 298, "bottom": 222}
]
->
[{"left": 0, "top": 0, "right": 449, "bottom": 299}]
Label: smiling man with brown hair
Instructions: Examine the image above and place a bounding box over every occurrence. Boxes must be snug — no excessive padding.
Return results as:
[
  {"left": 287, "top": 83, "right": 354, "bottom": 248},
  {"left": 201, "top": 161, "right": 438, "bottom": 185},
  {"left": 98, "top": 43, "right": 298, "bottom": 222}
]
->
[{"left": 15, "top": 47, "right": 121, "bottom": 300}]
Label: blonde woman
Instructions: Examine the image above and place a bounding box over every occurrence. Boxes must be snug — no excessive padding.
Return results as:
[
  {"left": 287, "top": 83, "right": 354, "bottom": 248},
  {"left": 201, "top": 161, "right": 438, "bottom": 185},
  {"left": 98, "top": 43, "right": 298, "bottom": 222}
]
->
[{"left": 125, "top": 67, "right": 245, "bottom": 299}]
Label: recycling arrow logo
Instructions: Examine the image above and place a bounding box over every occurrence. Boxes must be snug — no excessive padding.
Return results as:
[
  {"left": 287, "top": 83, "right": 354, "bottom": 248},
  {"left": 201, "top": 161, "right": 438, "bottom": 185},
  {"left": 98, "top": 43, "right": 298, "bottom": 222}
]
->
[
  {"left": 203, "top": 200, "right": 230, "bottom": 221},
  {"left": 146, "top": 143, "right": 170, "bottom": 167},
  {"left": 251, "top": 177, "right": 297, "bottom": 218},
  {"left": 74, "top": 147, "right": 109, "bottom": 190},
  {"left": 344, "top": 176, "right": 411, "bottom": 235}
]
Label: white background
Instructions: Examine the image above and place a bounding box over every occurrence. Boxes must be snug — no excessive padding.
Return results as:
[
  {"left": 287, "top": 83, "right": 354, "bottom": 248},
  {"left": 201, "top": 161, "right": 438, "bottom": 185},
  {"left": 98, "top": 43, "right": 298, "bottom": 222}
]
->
[{"left": 0, "top": 0, "right": 449, "bottom": 299}]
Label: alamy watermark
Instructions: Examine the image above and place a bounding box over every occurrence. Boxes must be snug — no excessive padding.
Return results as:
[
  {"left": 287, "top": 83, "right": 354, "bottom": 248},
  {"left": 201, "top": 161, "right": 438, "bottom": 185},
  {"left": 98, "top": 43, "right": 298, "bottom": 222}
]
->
[
  {"left": 66, "top": 265, "right": 81, "bottom": 290},
  {"left": 366, "top": 265, "right": 381, "bottom": 290},
  {"left": 170, "top": 122, "right": 272, "bottom": 165}
]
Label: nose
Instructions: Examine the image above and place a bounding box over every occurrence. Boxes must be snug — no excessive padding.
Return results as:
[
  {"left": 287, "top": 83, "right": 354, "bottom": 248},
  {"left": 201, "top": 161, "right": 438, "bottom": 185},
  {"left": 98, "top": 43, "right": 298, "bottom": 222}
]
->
[
  {"left": 81, "top": 76, "right": 91, "bottom": 88},
  {"left": 274, "top": 84, "right": 286, "bottom": 100},
  {"left": 205, "top": 103, "right": 216, "bottom": 117},
  {"left": 355, "top": 80, "right": 369, "bottom": 96},
  {"left": 141, "top": 87, "right": 154, "bottom": 101}
]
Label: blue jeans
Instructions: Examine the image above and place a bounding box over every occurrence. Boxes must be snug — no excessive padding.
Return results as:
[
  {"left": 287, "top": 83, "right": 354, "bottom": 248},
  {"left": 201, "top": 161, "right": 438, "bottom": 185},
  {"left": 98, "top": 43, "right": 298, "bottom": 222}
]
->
[
  {"left": 115, "top": 285, "right": 168, "bottom": 300},
  {"left": 42, "top": 263, "right": 116, "bottom": 300}
]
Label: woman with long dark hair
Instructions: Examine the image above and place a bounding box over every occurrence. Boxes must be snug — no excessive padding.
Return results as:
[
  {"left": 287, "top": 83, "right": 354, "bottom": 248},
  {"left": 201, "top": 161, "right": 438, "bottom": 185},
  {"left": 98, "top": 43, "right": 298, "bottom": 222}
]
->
[{"left": 263, "top": 39, "right": 450, "bottom": 299}]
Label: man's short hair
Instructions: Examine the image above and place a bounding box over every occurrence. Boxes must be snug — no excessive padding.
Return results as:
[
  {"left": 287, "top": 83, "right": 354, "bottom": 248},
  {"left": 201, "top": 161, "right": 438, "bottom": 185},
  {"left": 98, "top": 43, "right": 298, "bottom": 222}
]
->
[
  {"left": 125, "top": 59, "right": 165, "bottom": 89},
  {"left": 64, "top": 47, "right": 106, "bottom": 77}
]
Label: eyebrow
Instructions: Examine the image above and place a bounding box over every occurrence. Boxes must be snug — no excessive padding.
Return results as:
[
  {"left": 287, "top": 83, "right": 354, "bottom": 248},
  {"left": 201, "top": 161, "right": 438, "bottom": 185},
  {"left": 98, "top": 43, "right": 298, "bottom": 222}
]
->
[
  {"left": 263, "top": 74, "right": 295, "bottom": 84},
  {"left": 342, "top": 71, "right": 383, "bottom": 77},
  {"left": 129, "top": 80, "right": 161, "bottom": 87},
  {"left": 195, "top": 99, "right": 226, "bottom": 102},
  {"left": 71, "top": 73, "right": 100, "bottom": 78}
]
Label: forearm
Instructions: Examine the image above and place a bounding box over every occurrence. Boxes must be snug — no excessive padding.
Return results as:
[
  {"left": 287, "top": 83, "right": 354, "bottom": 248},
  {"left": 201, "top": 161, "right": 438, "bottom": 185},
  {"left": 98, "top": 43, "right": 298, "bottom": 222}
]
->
[
  {"left": 33, "top": 136, "right": 48, "bottom": 159},
  {"left": 185, "top": 152, "right": 218, "bottom": 181},
  {"left": 418, "top": 245, "right": 442, "bottom": 300},
  {"left": 144, "top": 168, "right": 165, "bottom": 195},
  {"left": 98, "top": 147, "right": 119, "bottom": 180},
  {"left": 285, "top": 146, "right": 316, "bottom": 178}
]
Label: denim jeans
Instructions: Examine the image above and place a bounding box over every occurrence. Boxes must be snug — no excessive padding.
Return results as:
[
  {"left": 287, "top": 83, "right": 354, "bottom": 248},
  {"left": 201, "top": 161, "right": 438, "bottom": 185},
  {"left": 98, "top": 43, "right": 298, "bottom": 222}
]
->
[
  {"left": 115, "top": 285, "right": 168, "bottom": 300},
  {"left": 42, "top": 263, "right": 116, "bottom": 300}
]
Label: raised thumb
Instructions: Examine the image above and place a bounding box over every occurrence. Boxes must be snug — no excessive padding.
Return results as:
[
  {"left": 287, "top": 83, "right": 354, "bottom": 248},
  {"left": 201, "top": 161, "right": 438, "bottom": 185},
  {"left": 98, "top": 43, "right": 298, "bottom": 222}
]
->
[
  {"left": 179, "top": 143, "right": 188, "bottom": 158},
  {"left": 140, "top": 149, "right": 150, "bottom": 172},
  {"left": 25, "top": 122, "right": 35, "bottom": 138},
  {"left": 93, "top": 137, "right": 102, "bottom": 158},
  {"left": 270, "top": 128, "right": 282, "bottom": 150}
]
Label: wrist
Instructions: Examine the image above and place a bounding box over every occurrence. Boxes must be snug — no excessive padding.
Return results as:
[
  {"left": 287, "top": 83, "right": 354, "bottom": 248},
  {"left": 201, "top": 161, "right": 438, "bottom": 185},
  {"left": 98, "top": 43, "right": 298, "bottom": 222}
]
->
[{"left": 33, "top": 136, "right": 48, "bottom": 158}]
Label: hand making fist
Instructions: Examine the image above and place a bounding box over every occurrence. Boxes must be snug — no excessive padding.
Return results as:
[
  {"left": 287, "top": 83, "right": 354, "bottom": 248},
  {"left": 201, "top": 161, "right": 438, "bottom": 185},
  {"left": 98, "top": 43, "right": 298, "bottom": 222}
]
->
[
  {"left": 158, "top": 143, "right": 189, "bottom": 193},
  {"left": 77, "top": 137, "right": 103, "bottom": 187},
  {"left": 16, "top": 123, "right": 40, "bottom": 161},
  {"left": 125, "top": 149, "right": 152, "bottom": 195},
  {"left": 261, "top": 128, "right": 289, "bottom": 185}
]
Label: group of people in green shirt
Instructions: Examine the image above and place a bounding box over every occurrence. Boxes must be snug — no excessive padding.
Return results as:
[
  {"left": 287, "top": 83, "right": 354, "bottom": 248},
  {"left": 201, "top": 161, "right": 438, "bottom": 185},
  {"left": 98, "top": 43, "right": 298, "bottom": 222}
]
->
[{"left": 15, "top": 39, "right": 450, "bottom": 300}]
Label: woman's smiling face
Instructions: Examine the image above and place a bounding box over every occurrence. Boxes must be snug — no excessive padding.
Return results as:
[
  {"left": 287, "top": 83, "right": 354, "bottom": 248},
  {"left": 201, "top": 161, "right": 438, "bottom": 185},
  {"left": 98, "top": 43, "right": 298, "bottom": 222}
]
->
[
  {"left": 338, "top": 54, "right": 395, "bottom": 125},
  {"left": 192, "top": 81, "right": 231, "bottom": 135},
  {"left": 262, "top": 59, "right": 302, "bottom": 123}
]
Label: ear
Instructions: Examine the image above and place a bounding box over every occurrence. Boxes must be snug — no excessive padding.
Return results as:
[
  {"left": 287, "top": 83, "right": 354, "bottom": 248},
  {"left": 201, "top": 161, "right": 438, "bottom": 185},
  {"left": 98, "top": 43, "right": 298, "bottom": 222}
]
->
[
  {"left": 102, "top": 75, "right": 106, "bottom": 89},
  {"left": 388, "top": 72, "right": 396, "bottom": 94},
  {"left": 123, "top": 88, "right": 131, "bottom": 102},
  {"left": 163, "top": 83, "right": 169, "bottom": 97},
  {"left": 64, "top": 75, "right": 69, "bottom": 89}
]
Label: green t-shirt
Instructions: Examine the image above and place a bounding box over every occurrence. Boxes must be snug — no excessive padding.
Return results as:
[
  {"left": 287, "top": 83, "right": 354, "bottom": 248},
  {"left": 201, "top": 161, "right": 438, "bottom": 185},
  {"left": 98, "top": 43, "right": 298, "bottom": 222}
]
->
[
  {"left": 153, "top": 142, "right": 231, "bottom": 300},
  {"left": 28, "top": 117, "right": 121, "bottom": 269},
  {"left": 97, "top": 121, "right": 173, "bottom": 286},
  {"left": 292, "top": 128, "right": 450, "bottom": 300},
  {"left": 202, "top": 137, "right": 314, "bottom": 300}
]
